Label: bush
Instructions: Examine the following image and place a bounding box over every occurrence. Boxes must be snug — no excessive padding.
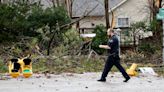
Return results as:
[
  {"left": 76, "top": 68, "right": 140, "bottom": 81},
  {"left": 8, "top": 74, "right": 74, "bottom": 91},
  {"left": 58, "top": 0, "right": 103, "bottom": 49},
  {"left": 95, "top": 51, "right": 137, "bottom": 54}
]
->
[
  {"left": 148, "top": 19, "right": 162, "bottom": 33},
  {"left": 52, "top": 29, "right": 83, "bottom": 56},
  {"left": 0, "top": 2, "right": 39, "bottom": 42},
  {"left": 0, "top": 59, "right": 8, "bottom": 73},
  {"left": 138, "top": 42, "right": 156, "bottom": 55},
  {"left": 91, "top": 24, "right": 108, "bottom": 54}
]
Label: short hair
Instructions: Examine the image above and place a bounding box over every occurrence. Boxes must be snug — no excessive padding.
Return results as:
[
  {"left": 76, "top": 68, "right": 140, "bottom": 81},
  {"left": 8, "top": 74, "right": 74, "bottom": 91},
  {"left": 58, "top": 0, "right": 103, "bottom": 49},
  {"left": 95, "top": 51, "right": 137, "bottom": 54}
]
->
[{"left": 107, "top": 28, "right": 114, "bottom": 33}]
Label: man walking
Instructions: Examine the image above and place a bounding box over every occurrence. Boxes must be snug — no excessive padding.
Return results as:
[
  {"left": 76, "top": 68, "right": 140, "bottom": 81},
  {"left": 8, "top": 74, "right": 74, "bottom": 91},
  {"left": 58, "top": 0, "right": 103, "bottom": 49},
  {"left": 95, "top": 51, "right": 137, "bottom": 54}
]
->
[{"left": 98, "top": 29, "right": 130, "bottom": 82}]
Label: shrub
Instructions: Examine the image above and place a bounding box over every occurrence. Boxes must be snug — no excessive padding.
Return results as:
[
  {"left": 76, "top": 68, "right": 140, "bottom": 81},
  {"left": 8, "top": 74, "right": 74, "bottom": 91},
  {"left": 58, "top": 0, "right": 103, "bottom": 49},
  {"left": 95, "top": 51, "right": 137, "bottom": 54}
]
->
[
  {"left": 138, "top": 42, "right": 156, "bottom": 55},
  {"left": 91, "top": 24, "right": 108, "bottom": 54},
  {"left": 0, "top": 59, "right": 8, "bottom": 73}
]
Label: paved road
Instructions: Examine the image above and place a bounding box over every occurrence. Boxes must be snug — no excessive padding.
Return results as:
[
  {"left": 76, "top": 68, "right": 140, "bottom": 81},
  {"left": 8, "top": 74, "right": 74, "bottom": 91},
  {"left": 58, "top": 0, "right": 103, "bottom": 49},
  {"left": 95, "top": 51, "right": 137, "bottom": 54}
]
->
[{"left": 0, "top": 72, "right": 164, "bottom": 92}]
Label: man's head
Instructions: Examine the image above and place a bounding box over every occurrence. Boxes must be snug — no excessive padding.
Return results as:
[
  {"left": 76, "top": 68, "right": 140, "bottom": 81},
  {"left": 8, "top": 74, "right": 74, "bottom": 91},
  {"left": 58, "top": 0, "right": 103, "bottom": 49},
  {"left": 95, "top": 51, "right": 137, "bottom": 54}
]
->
[{"left": 107, "top": 28, "right": 114, "bottom": 37}]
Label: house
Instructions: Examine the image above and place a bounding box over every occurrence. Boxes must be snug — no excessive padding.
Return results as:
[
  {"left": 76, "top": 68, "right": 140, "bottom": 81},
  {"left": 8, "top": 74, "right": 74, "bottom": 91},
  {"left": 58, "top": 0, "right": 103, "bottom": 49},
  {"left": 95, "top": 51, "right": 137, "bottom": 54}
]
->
[
  {"left": 65, "top": 0, "right": 155, "bottom": 46},
  {"left": 65, "top": 0, "right": 149, "bottom": 32}
]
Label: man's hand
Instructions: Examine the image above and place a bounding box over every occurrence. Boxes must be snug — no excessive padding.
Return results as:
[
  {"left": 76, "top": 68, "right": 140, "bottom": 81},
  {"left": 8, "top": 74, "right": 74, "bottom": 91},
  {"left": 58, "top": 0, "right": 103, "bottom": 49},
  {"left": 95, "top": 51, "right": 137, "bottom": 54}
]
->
[
  {"left": 99, "top": 45, "right": 111, "bottom": 49},
  {"left": 99, "top": 45, "right": 104, "bottom": 48}
]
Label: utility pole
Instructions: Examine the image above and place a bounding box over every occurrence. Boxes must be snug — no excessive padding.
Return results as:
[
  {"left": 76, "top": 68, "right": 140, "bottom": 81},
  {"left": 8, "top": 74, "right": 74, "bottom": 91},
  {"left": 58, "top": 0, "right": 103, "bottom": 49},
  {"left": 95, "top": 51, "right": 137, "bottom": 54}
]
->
[
  {"left": 163, "top": 19, "right": 164, "bottom": 64},
  {"left": 104, "top": 0, "right": 110, "bottom": 29},
  {"left": 156, "top": 0, "right": 164, "bottom": 64},
  {"left": 157, "top": 8, "right": 164, "bottom": 64}
]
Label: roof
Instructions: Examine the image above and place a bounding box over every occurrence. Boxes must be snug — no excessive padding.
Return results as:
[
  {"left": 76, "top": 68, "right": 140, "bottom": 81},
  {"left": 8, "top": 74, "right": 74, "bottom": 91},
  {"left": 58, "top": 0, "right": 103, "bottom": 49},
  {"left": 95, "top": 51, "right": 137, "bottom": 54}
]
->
[{"left": 72, "top": 0, "right": 126, "bottom": 17}]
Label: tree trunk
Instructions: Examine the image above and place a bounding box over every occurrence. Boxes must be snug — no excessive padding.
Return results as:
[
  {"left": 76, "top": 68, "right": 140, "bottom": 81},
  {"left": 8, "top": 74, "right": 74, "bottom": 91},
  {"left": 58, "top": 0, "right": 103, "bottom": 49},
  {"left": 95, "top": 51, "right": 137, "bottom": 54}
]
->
[
  {"left": 154, "top": 0, "right": 162, "bottom": 40},
  {"left": 52, "top": 0, "right": 56, "bottom": 7},
  {"left": 47, "top": 27, "right": 55, "bottom": 55},
  {"left": 70, "top": 0, "right": 73, "bottom": 17},
  {"left": 65, "top": 0, "right": 73, "bottom": 17},
  {"left": 104, "top": 0, "right": 110, "bottom": 29},
  {"left": 47, "top": 36, "right": 54, "bottom": 55},
  {"left": 133, "top": 32, "right": 136, "bottom": 50},
  {"left": 56, "top": 0, "right": 60, "bottom": 7},
  {"left": 47, "top": 23, "right": 60, "bottom": 55}
]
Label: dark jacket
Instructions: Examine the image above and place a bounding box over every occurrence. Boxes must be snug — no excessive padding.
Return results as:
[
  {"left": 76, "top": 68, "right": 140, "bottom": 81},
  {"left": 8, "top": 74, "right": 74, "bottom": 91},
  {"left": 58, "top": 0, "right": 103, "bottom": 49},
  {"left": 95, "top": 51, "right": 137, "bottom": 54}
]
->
[{"left": 107, "top": 35, "right": 119, "bottom": 55}]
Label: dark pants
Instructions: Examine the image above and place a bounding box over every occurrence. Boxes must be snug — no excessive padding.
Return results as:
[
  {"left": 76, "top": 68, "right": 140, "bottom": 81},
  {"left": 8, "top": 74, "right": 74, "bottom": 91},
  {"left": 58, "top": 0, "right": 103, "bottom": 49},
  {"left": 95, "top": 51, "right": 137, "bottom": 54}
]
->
[{"left": 101, "top": 55, "right": 130, "bottom": 79}]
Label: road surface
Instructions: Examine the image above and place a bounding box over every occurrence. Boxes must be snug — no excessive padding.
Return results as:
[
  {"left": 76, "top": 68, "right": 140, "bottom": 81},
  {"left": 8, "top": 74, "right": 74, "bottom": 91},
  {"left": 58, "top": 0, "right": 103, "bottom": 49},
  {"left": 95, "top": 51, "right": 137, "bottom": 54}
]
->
[{"left": 0, "top": 72, "right": 164, "bottom": 92}]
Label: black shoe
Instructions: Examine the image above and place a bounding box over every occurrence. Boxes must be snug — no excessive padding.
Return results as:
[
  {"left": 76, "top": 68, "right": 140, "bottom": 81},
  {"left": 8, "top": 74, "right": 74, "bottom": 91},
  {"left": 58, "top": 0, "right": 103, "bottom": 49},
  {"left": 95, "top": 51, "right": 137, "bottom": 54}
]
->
[
  {"left": 123, "top": 77, "right": 130, "bottom": 82},
  {"left": 97, "top": 79, "right": 106, "bottom": 82}
]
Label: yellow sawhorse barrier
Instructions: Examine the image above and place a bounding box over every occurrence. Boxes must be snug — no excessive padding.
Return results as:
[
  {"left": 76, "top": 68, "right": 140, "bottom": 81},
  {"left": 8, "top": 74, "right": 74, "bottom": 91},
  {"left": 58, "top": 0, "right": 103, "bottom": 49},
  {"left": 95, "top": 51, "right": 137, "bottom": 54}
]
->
[
  {"left": 8, "top": 58, "right": 32, "bottom": 78},
  {"left": 126, "top": 63, "right": 138, "bottom": 76}
]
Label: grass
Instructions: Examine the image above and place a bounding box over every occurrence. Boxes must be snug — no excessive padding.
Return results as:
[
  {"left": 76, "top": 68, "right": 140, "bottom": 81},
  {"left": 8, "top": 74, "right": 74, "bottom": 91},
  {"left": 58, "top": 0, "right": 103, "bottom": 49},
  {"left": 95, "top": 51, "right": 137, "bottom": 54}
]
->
[
  {"left": 154, "top": 66, "right": 164, "bottom": 76},
  {"left": 32, "top": 56, "right": 105, "bottom": 74},
  {"left": 31, "top": 56, "right": 130, "bottom": 74}
]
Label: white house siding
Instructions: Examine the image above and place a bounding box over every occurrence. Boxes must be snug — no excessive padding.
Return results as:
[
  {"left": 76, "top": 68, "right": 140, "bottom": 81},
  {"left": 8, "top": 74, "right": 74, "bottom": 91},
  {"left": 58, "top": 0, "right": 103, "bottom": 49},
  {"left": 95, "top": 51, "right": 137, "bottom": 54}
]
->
[
  {"left": 113, "top": 0, "right": 150, "bottom": 27},
  {"left": 111, "top": 0, "right": 150, "bottom": 45},
  {"left": 79, "top": 16, "right": 105, "bottom": 29}
]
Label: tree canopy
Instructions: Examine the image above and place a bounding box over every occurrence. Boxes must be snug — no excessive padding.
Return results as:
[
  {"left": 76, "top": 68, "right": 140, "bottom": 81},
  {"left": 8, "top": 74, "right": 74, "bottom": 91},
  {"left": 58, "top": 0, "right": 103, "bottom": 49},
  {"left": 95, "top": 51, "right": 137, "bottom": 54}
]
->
[{"left": 0, "top": 1, "right": 71, "bottom": 55}]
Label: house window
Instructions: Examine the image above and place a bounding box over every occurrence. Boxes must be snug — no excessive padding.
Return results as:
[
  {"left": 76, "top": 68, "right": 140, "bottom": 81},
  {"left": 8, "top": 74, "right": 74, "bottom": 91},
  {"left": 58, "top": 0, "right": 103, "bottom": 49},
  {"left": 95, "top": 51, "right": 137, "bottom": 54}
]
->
[{"left": 117, "top": 18, "right": 129, "bottom": 27}]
